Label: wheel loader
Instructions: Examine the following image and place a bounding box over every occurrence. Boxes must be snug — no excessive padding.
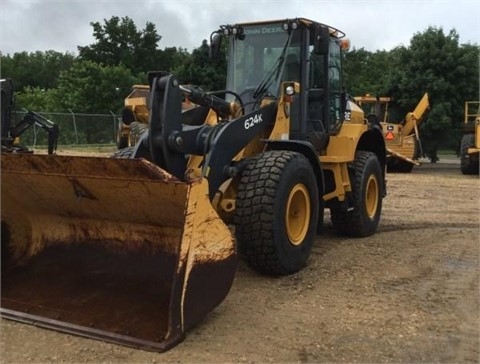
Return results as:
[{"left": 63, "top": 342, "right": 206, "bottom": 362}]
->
[
  {"left": 117, "top": 84, "right": 195, "bottom": 149},
  {"left": 116, "top": 84, "right": 150, "bottom": 149},
  {"left": 460, "top": 100, "right": 480, "bottom": 174},
  {"left": 1, "top": 18, "right": 386, "bottom": 352},
  {"left": 354, "top": 93, "right": 430, "bottom": 172}
]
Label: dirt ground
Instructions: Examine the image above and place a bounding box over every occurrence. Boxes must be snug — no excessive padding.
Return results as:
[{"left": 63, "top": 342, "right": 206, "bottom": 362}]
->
[{"left": 1, "top": 155, "right": 479, "bottom": 363}]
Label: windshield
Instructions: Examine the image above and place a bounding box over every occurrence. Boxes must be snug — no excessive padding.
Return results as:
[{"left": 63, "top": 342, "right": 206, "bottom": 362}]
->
[{"left": 226, "top": 22, "right": 301, "bottom": 99}]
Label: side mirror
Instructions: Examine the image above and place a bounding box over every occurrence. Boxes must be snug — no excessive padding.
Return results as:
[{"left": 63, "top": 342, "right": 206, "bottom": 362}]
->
[
  {"left": 313, "top": 25, "right": 330, "bottom": 55},
  {"left": 209, "top": 31, "right": 223, "bottom": 60}
]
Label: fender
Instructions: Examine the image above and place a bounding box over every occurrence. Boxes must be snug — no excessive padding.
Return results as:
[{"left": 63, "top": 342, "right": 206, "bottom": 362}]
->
[
  {"left": 265, "top": 139, "right": 326, "bottom": 233},
  {"left": 358, "top": 124, "right": 387, "bottom": 197},
  {"left": 264, "top": 139, "right": 325, "bottom": 198}
]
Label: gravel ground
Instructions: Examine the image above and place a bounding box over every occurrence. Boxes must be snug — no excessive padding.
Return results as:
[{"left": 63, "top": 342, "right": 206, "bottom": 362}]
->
[{"left": 1, "top": 155, "right": 479, "bottom": 363}]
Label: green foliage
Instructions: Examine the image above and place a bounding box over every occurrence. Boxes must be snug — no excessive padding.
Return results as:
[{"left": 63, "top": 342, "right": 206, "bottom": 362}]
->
[
  {"left": 159, "top": 47, "right": 190, "bottom": 73},
  {"left": 48, "top": 60, "right": 138, "bottom": 144},
  {"left": 3, "top": 16, "right": 478, "bottom": 156},
  {"left": 15, "top": 86, "right": 59, "bottom": 111},
  {"left": 343, "top": 48, "right": 392, "bottom": 96},
  {"left": 78, "top": 16, "right": 162, "bottom": 75},
  {"left": 385, "top": 27, "right": 479, "bottom": 160},
  {"left": 174, "top": 40, "right": 227, "bottom": 91},
  {"left": 55, "top": 60, "right": 139, "bottom": 113},
  {"left": 343, "top": 26, "right": 479, "bottom": 161},
  {"left": 1, "top": 51, "right": 75, "bottom": 91}
]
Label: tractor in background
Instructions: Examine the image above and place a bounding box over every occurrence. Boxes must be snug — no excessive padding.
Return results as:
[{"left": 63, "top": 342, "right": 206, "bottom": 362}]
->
[
  {"left": 460, "top": 101, "right": 480, "bottom": 175},
  {"left": 354, "top": 93, "right": 429, "bottom": 172}
]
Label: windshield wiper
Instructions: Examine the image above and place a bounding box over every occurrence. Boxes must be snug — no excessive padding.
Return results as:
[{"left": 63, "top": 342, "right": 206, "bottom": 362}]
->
[
  {"left": 252, "top": 57, "right": 283, "bottom": 100},
  {"left": 252, "top": 31, "right": 293, "bottom": 101}
]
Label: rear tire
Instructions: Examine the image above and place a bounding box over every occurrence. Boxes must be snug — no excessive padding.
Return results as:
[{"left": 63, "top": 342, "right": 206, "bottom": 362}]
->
[
  {"left": 111, "top": 146, "right": 135, "bottom": 158},
  {"left": 234, "top": 150, "right": 319, "bottom": 276},
  {"left": 460, "top": 134, "right": 479, "bottom": 175},
  {"left": 330, "top": 151, "right": 383, "bottom": 237},
  {"left": 117, "top": 135, "right": 129, "bottom": 150},
  {"left": 393, "top": 159, "right": 414, "bottom": 173}
]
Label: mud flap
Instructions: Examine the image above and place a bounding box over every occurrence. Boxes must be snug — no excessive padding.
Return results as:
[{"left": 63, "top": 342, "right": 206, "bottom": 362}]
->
[{"left": 1, "top": 153, "right": 237, "bottom": 352}]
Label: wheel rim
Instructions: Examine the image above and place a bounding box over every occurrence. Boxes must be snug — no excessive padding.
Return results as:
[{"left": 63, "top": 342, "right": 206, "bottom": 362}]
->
[
  {"left": 285, "top": 183, "right": 310, "bottom": 245},
  {"left": 365, "top": 174, "right": 379, "bottom": 218}
]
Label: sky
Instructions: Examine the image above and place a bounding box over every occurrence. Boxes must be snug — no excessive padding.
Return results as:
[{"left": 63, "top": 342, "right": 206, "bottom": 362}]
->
[{"left": 1, "top": 0, "right": 479, "bottom": 56}]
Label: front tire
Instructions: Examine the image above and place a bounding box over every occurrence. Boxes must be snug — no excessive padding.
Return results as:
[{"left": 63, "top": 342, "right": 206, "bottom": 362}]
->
[
  {"left": 117, "top": 135, "right": 129, "bottom": 149},
  {"left": 460, "top": 134, "right": 479, "bottom": 175},
  {"left": 234, "top": 151, "right": 319, "bottom": 276},
  {"left": 391, "top": 158, "right": 414, "bottom": 173},
  {"left": 330, "top": 151, "right": 383, "bottom": 237}
]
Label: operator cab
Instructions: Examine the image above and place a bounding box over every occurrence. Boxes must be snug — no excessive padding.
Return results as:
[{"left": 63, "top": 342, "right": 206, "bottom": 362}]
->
[{"left": 215, "top": 18, "right": 348, "bottom": 152}]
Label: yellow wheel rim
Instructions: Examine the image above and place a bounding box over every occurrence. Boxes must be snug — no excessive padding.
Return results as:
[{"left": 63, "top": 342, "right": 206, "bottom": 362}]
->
[
  {"left": 365, "top": 174, "right": 379, "bottom": 218},
  {"left": 285, "top": 183, "right": 310, "bottom": 246}
]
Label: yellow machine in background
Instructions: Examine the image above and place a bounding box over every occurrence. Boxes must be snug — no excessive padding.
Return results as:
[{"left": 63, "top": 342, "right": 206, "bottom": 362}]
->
[
  {"left": 118, "top": 85, "right": 196, "bottom": 149},
  {"left": 1, "top": 18, "right": 386, "bottom": 352},
  {"left": 116, "top": 85, "right": 150, "bottom": 149},
  {"left": 354, "top": 93, "right": 430, "bottom": 172},
  {"left": 460, "top": 101, "right": 480, "bottom": 175}
]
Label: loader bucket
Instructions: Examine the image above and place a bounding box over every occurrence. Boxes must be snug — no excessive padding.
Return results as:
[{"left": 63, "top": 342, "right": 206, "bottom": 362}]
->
[{"left": 0, "top": 153, "right": 237, "bottom": 352}]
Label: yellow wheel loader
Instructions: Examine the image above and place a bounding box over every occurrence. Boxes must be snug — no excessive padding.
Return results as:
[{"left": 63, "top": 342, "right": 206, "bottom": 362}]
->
[
  {"left": 117, "top": 84, "right": 150, "bottom": 149},
  {"left": 460, "top": 101, "right": 480, "bottom": 175},
  {"left": 354, "top": 93, "right": 430, "bottom": 172},
  {"left": 1, "top": 18, "right": 386, "bottom": 352},
  {"left": 118, "top": 84, "right": 195, "bottom": 149}
]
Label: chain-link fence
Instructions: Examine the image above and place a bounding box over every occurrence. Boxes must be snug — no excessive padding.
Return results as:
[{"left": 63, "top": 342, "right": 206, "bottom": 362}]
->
[{"left": 12, "top": 110, "right": 121, "bottom": 148}]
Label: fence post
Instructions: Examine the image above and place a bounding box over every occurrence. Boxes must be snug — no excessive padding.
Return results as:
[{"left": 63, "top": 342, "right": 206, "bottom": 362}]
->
[
  {"left": 110, "top": 110, "right": 117, "bottom": 144},
  {"left": 69, "top": 109, "right": 79, "bottom": 144}
]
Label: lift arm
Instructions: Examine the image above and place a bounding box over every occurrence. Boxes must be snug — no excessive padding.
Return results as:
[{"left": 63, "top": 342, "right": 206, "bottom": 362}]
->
[{"left": 139, "top": 72, "right": 277, "bottom": 199}]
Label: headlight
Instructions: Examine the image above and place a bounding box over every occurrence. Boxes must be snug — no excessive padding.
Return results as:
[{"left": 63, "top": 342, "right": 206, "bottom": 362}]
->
[{"left": 285, "top": 85, "right": 295, "bottom": 96}]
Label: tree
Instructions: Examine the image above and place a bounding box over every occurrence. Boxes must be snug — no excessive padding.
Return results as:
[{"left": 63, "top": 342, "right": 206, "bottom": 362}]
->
[
  {"left": 174, "top": 40, "right": 226, "bottom": 91},
  {"left": 54, "top": 60, "right": 139, "bottom": 143},
  {"left": 0, "top": 51, "right": 75, "bottom": 91},
  {"left": 343, "top": 48, "right": 392, "bottom": 97},
  {"left": 55, "top": 60, "right": 139, "bottom": 113},
  {"left": 382, "top": 27, "right": 479, "bottom": 160},
  {"left": 78, "top": 16, "right": 162, "bottom": 75},
  {"left": 15, "top": 86, "right": 59, "bottom": 112},
  {"left": 159, "top": 47, "right": 190, "bottom": 73}
]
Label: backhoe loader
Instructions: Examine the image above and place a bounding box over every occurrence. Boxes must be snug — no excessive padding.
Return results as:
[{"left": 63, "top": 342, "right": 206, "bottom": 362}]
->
[
  {"left": 1, "top": 78, "right": 58, "bottom": 154},
  {"left": 354, "top": 93, "right": 429, "bottom": 172},
  {"left": 460, "top": 101, "right": 480, "bottom": 174},
  {"left": 1, "top": 18, "right": 386, "bottom": 352}
]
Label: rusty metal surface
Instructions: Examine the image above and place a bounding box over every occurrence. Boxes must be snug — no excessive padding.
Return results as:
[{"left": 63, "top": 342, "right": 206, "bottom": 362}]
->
[
  {"left": 1, "top": 153, "right": 237, "bottom": 351},
  {"left": 1, "top": 154, "right": 187, "bottom": 262},
  {"left": 2, "top": 245, "right": 175, "bottom": 344}
]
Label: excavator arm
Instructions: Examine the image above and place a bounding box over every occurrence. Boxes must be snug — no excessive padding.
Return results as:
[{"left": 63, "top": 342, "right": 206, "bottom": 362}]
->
[
  {"left": 1, "top": 79, "right": 58, "bottom": 155},
  {"left": 7, "top": 111, "right": 59, "bottom": 154}
]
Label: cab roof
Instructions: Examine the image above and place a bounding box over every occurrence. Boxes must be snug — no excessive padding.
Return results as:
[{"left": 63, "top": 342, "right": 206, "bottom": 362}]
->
[{"left": 226, "top": 18, "right": 346, "bottom": 39}]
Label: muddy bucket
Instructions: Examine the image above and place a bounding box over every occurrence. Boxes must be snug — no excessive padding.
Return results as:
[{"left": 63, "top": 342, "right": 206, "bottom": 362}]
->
[{"left": 1, "top": 153, "right": 237, "bottom": 352}]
